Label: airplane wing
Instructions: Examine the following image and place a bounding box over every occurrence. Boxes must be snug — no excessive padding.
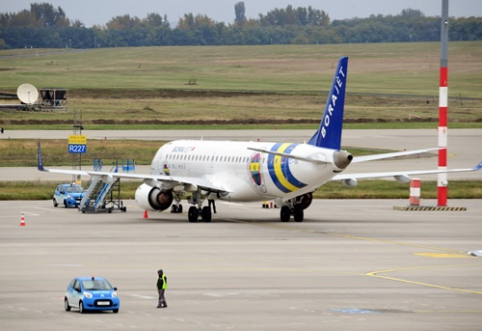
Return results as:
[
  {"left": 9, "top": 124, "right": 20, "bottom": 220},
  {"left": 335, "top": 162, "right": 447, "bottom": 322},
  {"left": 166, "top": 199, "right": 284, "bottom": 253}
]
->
[
  {"left": 333, "top": 161, "right": 482, "bottom": 181},
  {"left": 37, "top": 143, "right": 231, "bottom": 193}
]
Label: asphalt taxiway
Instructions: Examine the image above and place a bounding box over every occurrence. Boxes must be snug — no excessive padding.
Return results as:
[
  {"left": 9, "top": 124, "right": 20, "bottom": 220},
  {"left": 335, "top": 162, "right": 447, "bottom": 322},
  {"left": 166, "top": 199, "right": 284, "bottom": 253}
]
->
[{"left": 1, "top": 199, "right": 481, "bottom": 330}]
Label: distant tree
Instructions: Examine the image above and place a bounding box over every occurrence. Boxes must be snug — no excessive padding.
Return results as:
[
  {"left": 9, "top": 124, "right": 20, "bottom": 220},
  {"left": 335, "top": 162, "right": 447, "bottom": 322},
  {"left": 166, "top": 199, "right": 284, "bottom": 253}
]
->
[
  {"left": 1, "top": 4, "right": 482, "bottom": 48},
  {"left": 234, "top": 2, "right": 246, "bottom": 26},
  {"left": 30, "top": 2, "right": 70, "bottom": 27},
  {"left": 106, "top": 14, "right": 141, "bottom": 30},
  {"left": 144, "top": 13, "right": 169, "bottom": 28},
  {"left": 400, "top": 8, "right": 425, "bottom": 19},
  {"left": 177, "top": 13, "right": 216, "bottom": 30},
  {"left": 259, "top": 5, "right": 330, "bottom": 27}
]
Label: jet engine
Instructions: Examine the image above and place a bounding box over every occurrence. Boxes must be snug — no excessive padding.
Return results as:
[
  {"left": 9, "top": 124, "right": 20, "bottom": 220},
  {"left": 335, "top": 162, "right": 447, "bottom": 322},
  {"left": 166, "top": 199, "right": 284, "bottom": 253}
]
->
[
  {"left": 135, "top": 183, "right": 173, "bottom": 211},
  {"left": 298, "top": 192, "right": 313, "bottom": 210}
]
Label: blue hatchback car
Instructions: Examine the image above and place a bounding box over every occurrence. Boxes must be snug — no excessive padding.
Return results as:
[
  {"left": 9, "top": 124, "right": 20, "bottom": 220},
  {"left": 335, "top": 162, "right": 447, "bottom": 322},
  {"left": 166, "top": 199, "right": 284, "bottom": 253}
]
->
[
  {"left": 53, "top": 184, "right": 85, "bottom": 208},
  {"left": 64, "top": 276, "right": 120, "bottom": 313}
]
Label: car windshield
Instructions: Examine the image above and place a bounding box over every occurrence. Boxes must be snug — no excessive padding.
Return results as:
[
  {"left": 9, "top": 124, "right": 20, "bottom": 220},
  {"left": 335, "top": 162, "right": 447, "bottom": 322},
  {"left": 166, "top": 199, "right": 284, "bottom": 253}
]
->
[
  {"left": 65, "top": 186, "right": 84, "bottom": 193},
  {"left": 82, "top": 279, "right": 113, "bottom": 291}
]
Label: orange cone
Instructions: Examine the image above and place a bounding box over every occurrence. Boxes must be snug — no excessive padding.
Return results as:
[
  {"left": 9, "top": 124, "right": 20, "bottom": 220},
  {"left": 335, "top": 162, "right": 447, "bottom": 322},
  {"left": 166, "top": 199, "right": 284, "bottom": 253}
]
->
[
  {"left": 20, "top": 213, "right": 25, "bottom": 226},
  {"left": 143, "top": 210, "right": 149, "bottom": 219}
]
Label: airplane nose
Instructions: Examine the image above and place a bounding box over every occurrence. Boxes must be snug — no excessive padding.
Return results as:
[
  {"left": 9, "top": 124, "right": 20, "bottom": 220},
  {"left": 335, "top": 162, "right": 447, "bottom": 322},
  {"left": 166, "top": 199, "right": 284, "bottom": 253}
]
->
[{"left": 333, "top": 151, "right": 353, "bottom": 170}]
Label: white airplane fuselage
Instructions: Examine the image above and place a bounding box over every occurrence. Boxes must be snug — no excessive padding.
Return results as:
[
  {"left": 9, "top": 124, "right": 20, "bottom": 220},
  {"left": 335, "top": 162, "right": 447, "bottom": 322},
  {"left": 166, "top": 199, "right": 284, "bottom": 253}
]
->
[{"left": 151, "top": 140, "right": 340, "bottom": 202}]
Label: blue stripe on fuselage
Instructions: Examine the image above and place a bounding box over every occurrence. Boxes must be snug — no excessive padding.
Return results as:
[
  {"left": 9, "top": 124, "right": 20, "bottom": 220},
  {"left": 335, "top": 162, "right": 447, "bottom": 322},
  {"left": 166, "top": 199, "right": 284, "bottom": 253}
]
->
[{"left": 267, "top": 143, "right": 307, "bottom": 193}]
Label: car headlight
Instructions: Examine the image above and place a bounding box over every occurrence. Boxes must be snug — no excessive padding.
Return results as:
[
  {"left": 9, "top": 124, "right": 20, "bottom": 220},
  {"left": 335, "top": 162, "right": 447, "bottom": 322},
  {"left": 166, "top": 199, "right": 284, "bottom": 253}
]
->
[
  {"left": 111, "top": 292, "right": 117, "bottom": 298},
  {"left": 67, "top": 194, "right": 73, "bottom": 199},
  {"left": 83, "top": 292, "right": 93, "bottom": 298}
]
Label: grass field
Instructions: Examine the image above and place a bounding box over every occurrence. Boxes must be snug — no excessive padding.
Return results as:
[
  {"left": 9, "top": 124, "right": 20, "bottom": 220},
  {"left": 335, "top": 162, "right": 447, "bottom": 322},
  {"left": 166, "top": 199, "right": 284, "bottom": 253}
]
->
[
  {"left": 1, "top": 42, "right": 482, "bottom": 94},
  {"left": 1, "top": 42, "right": 482, "bottom": 130}
]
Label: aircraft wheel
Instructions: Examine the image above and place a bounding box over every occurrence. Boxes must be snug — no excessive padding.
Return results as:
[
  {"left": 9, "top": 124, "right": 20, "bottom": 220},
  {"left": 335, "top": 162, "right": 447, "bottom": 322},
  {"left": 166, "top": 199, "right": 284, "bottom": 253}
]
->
[
  {"left": 188, "top": 206, "right": 199, "bottom": 222},
  {"left": 170, "top": 204, "right": 178, "bottom": 213},
  {"left": 293, "top": 205, "right": 304, "bottom": 222},
  {"left": 201, "top": 206, "right": 212, "bottom": 222},
  {"left": 280, "top": 206, "right": 291, "bottom": 222}
]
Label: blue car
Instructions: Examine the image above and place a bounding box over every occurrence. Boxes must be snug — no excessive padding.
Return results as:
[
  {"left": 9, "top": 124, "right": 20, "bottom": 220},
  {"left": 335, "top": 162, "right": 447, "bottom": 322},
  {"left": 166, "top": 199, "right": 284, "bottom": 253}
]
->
[
  {"left": 64, "top": 276, "right": 120, "bottom": 313},
  {"left": 53, "top": 184, "right": 85, "bottom": 208}
]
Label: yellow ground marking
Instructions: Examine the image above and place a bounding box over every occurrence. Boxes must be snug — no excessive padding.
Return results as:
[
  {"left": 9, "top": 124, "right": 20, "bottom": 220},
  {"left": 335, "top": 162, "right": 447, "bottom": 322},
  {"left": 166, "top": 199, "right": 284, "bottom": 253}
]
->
[
  {"left": 225, "top": 219, "right": 482, "bottom": 296},
  {"left": 366, "top": 264, "right": 482, "bottom": 295},
  {"left": 413, "top": 252, "right": 472, "bottom": 258}
]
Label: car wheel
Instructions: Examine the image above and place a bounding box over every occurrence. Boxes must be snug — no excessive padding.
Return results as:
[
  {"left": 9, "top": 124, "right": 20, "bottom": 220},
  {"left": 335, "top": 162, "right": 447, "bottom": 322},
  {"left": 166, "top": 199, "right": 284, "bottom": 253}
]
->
[
  {"left": 53, "top": 199, "right": 58, "bottom": 207},
  {"left": 64, "top": 298, "right": 71, "bottom": 311},
  {"left": 63, "top": 200, "right": 68, "bottom": 208},
  {"left": 79, "top": 301, "right": 84, "bottom": 314},
  {"left": 113, "top": 309, "right": 119, "bottom": 313}
]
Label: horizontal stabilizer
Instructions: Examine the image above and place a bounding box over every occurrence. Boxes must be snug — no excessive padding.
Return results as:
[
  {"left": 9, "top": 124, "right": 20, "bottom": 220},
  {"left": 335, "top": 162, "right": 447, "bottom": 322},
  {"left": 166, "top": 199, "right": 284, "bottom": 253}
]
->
[
  {"left": 352, "top": 148, "right": 440, "bottom": 163},
  {"left": 333, "top": 159, "right": 482, "bottom": 181}
]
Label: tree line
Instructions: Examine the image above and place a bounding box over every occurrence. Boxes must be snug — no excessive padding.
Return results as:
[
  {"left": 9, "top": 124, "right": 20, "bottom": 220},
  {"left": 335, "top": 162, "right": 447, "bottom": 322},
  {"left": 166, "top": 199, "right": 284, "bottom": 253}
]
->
[{"left": 1, "top": 2, "right": 481, "bottom": 49}]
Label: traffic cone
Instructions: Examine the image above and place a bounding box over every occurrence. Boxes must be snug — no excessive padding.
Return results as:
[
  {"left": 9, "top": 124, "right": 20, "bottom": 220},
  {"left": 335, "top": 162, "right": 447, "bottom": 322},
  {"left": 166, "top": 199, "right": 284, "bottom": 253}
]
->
[
  {"left": 143, "top": 210, "right": 149, "bottom": 219},
  {"left": 20, "top": 213, "right": 25, "bottom": 226}
]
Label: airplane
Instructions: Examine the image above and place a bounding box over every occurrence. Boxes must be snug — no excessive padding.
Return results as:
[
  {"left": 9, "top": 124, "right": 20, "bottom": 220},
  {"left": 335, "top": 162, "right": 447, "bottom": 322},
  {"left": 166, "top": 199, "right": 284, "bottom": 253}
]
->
[{"left": 37, "top": 56, "right": 482, "bottom": 223}]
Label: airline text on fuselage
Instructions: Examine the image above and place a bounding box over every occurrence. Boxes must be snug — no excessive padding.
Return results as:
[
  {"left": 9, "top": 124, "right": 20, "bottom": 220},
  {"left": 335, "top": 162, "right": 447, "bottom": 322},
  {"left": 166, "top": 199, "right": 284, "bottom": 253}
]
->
[{"left": 172, "top": 146, "right": 195, "bottom": 153}]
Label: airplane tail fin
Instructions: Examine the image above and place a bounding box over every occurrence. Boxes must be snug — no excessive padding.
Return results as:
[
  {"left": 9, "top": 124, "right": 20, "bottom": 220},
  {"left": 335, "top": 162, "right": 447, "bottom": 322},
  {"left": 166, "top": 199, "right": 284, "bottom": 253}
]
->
[{"left": 307, "top": 56, "right": 348, "bottom": 150}]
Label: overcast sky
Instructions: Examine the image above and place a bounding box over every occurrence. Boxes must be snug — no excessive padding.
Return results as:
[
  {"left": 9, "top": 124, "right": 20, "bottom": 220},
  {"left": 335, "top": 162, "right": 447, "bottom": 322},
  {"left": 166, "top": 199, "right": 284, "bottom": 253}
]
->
[{"left": 2, "top": 0, "right": 481, "bottom": 27}]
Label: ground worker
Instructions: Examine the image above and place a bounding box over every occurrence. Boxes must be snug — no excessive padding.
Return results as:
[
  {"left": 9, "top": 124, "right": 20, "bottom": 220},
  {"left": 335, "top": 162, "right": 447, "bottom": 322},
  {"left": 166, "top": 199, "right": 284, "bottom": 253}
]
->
[{"left": 156, "top": 269, "right": 168, "bottom": 308}]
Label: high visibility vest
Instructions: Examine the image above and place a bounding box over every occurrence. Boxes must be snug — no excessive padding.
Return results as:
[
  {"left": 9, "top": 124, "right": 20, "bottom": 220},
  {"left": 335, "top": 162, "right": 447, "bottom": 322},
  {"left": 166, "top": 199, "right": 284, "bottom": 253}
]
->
[{"left": 158, "top": 274, "right": 167, "bottom": 290}]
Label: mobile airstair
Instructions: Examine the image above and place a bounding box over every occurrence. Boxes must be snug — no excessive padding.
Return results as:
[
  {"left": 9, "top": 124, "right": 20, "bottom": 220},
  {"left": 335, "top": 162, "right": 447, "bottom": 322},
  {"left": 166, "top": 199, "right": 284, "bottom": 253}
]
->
[{"left": 79, "top": 165, "right": 126, "bottom": 213}]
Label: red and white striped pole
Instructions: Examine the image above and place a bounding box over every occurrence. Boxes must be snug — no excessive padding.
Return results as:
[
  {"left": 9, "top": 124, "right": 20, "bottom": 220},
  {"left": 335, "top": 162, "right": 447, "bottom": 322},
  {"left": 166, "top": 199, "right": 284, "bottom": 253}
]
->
[
  {"left": 409, "top": 178, "right": 421, "bottom": 206},
  {"left": 438, "top": 0, "right": 449, "bottom": 206}
]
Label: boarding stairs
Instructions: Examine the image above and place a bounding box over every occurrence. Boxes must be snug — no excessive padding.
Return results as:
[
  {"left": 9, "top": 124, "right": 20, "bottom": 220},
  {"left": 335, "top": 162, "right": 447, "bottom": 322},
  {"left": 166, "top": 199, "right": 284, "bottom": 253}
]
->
[{"left": 79, "top": 165, "right": 126, "bottom": 213}]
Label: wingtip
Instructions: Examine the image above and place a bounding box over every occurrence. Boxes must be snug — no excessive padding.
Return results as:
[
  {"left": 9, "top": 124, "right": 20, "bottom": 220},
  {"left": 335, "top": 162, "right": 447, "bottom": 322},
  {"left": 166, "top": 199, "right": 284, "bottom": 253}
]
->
[
  {"left": 37, "top": 141, "right": 45, "bottom": 171},
  {"left": 474, "top": 161, "right": 482, "bottom": 171}
]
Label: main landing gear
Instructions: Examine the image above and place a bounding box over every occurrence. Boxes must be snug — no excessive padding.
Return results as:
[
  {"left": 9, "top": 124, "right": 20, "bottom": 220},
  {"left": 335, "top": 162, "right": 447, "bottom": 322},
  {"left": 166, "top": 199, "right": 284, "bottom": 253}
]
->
[
  {"left": 280, "top": 200, "right": 304, "bottom": 222},
  {"left": 172, "top": 190, "right": 212, "bottom": 223},
  {"left": 188, "top": 205, "right": 212, "bottom": 223},
  {"left": 187, "top": 190, "right": 212, "bottom": 222}
]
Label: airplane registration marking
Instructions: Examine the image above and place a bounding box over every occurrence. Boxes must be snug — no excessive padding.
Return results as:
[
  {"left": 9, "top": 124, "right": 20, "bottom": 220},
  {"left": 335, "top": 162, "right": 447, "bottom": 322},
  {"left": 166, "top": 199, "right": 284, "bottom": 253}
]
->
[{"left": 268, "top": 143, "right": 306, "bottom": 193}]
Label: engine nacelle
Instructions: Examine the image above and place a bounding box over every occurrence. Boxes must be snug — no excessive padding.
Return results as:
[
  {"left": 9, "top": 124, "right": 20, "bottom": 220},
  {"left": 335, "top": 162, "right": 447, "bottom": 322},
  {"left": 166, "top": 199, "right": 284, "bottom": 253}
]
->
[
  {"left": 394, "top": 175, "right": 410, "bottom": 183},
  {"left": 298, "top": 193, "right": 313, "bottom": 210},
  {"left": 342, "top": 178, "right": 358, "bottom": 187},
  {"left": 135, "top": 183, "right": 173, "bottom": 211}
]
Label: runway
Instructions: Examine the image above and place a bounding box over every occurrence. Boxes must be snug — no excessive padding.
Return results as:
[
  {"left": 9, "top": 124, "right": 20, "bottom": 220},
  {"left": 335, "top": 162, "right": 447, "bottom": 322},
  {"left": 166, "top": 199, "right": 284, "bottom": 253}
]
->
[
  {"left": 1, "top": 129, "right": 482, "bottom": 181},
  {"left": 1, "top": 199, "right": 481, "bottom": 330}
]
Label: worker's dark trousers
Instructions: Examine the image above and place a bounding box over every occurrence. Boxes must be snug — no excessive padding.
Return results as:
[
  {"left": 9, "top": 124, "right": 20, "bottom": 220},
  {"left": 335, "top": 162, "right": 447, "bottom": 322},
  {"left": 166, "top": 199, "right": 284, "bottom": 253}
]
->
[{"left": 157, "top": 289, "right": 167, "bottom": 308}]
